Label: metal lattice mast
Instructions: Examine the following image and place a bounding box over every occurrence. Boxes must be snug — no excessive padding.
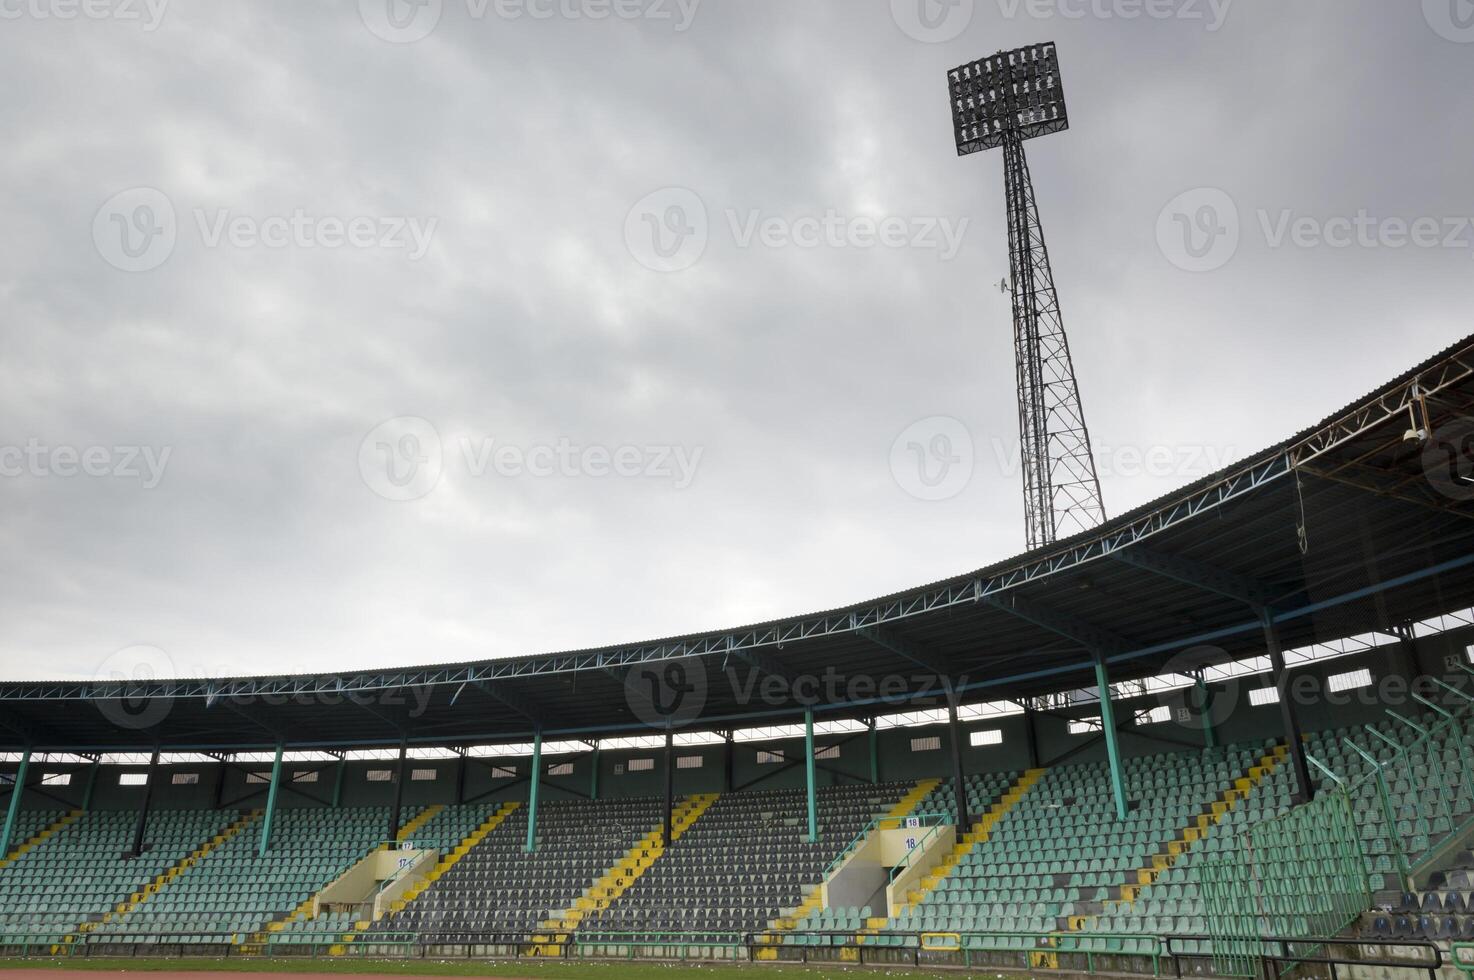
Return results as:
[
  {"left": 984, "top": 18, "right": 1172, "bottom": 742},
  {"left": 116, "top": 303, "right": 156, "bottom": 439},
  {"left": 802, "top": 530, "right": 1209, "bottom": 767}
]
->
[
  {"left": 949, "top": 43, "right": 1106, "bottom": 549},
  {"left": 1002, "top": 128, "right": 1105, "bottom": 547}
]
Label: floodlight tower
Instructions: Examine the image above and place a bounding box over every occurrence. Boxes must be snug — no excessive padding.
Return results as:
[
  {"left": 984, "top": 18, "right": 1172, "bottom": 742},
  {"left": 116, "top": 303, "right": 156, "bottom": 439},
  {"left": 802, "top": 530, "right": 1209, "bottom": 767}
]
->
[{"left": 949, "top": 43, "right": 1106, "bottom": 548}]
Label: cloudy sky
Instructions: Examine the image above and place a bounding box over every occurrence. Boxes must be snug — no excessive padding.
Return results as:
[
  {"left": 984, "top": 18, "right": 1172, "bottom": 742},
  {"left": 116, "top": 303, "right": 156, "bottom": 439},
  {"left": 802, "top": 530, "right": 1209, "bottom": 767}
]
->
[{"left": 0, "top": 0, "right": 1470, "bottom": 683}]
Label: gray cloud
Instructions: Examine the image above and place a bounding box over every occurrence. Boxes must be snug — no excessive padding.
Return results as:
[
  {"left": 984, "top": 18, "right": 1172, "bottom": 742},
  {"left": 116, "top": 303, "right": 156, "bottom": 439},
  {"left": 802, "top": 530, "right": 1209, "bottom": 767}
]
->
[{"left": 0, "top": 0, "right": 1470, "bottom": 681}]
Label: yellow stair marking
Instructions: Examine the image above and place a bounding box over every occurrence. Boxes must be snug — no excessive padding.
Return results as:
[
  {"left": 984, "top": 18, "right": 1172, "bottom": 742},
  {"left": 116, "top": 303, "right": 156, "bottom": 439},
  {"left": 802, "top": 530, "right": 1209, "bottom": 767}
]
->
[
  {"left": 527, "top": 793, "right": 719, "bottom": 956},
  {"left": 242, "top": 806, "right": 444, "bottom": 955},
  {"left": 1109, "top": 744, "right": 1286, "bottom": 908},
  {"left": 65, "top": 810, "right": 261, "bottom": 947},
  {"left": 766, "top": 774, "right": 1046, "bottom": 961},
  {"left": 902, "top": 768, "right": 1046, "bottom": 911},
  {"left": 389, "top": 803, "right": 443, "bottom": 846},
  {"left": 327, "top": 801, "right": 521, "bottom": 956},
  {"left": 874, "top": 777, "right": 942, "bottom": 830},
  {"left": 0, "top": 809, "right": 80, "bottom": 869},
  {"left": 759, "top": 777, "right": 941, "bottom": 960},
  {"left": 1054, "top": 744, "right": 1289, "bottom": 940}
]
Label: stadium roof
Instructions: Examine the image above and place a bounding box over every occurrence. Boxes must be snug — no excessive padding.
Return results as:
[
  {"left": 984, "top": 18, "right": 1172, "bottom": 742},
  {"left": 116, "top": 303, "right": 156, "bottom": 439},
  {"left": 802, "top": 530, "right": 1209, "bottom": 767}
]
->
[{"left": 4, "top": 335, "right": 1474, "bottom": 753}]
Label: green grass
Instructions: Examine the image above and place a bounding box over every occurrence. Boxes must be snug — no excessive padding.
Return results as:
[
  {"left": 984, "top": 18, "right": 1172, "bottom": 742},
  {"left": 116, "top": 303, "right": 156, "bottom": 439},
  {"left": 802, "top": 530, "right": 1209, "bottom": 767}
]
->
[{"left": 0, "top": 960, "right": 980, "bottom": 980}]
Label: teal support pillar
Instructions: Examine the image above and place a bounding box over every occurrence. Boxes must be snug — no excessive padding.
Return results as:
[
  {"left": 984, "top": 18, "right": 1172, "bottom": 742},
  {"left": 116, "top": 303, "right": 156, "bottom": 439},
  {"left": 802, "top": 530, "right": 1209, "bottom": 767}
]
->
[
  {"left": 867, "top": 718, "right": 879, "bottom": 784},
  {"left": 524, "top": 728, "right": 542, "bottom": 853},
  {"left": 1094, "top": 653, "right": 1128, "bottom": 821},
  {"left": 81, "top": 758, "right": 101, "bottom": 812},
  {"left": 0, "top": 747, "right": 32, "bottom": 859},
  {"left": 589, "top": 743, "right": 600, "bottom": 801},
  {"left": 331, "top": 756, "right": 346, "bottom": 808},
  {"left": 804, "top": 708, "right": 818, "bottom": 842},
  {"left": 1196, "top": 675, "right": 1217, "bottom": 749},
  {"left": 258, "top": 741, "right": 284, "bottom": 857}
]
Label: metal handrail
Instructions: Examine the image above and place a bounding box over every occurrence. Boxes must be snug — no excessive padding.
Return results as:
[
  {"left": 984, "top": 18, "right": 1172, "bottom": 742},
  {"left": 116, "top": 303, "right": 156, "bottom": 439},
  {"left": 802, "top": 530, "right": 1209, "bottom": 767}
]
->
[{"left": 823, "top": 810, "right": 951, "bottom": 876}]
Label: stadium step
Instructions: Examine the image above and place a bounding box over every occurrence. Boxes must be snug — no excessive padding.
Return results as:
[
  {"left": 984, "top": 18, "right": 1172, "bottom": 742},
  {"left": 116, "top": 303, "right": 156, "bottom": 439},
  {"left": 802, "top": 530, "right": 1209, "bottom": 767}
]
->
[
  {"left": 390, "top": 803, "right": 443, "bottom": 846},
  {"left": 69, "top": 809, "right": 261, "bottom": 944},
  {"left": 1056, "top": 743, "right": 1289, "bottom": 933},
  {"left": 528, "top": 792, "right": 719, "bottom": 955},
  {"left": 393, "top": 800, "right": 520, "bottom": 910},
  {"left": 327, "top": 800, "right": 522, "bottom": 956},
  {"left": 878, "top": 777, "right": 942, "bottom": 828},
  {"left": 1113, "top": 742, "right": 1287, "bottom": 906},
  {"left": 758, "top": 775, "right": 940, "bottom": 956},
  {"left": 903, "top": 767, "right": 1047, "bottom": 910},
  {"left": 0, "top": 808, "right": 81, "bottom": 869}
]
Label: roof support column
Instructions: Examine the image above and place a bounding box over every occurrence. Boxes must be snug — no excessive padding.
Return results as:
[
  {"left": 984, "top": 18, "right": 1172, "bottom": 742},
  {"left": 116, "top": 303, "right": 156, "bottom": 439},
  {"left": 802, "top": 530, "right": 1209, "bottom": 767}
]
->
[
  {"left": 524, "top": 727, "right": 541, "bottom": 853},
  {"left": 81, "top": 757, "right": 100, "bottom": 812},
  {"left": 589, "top": 743, "right": 600, "bottom": 801},
  {"left": 663, "top": 727, "right": 675, "bottom": 845},
  {"left": 130, "top": 748, "right": 160, "bottom": 858},
  {"left": 723, "top": 732, "right": 734, "bottom": 793},
  {"left": 1094, "top": 653, "right": 1128, "bottom": 821},
  {"left": 1195, "top": 675, "right": 1217, "bottom": 750},
  {"left": 804, "top": 707, "right": 818, "bottom": 843},
  {"left": 454, "top": 749, "right": 467, "bottom": 805},
  {"left": 947, "top": 701, "right": 969, "bottom": 831},
  {"left": 258, "top": 740, "right": 284, "bottom": 858},
  {"left": 1022, "top": 701, "right": 1039, "bottom": 770},
  {"left": 0, "top": 747, "right": 32, "bottom": 859},
  {"left": 1262, "top": 610, "right": 1314, "bottom": 803},
  {"left": 388, "top": 738, "right": 407, "bottom": 841},
  {"left": 867, "top": 718, "right": 879, "bottom": 785},
  {"left": 331, "top": 755, "right": 345, "bottom": 809}
]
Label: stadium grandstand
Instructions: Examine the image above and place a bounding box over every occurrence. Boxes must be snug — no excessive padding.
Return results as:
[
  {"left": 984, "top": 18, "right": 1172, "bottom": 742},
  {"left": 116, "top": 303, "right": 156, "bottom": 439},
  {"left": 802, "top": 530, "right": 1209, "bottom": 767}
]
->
[{"left": 2, "top": 334, "right": 1474, "bottom": 978}]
